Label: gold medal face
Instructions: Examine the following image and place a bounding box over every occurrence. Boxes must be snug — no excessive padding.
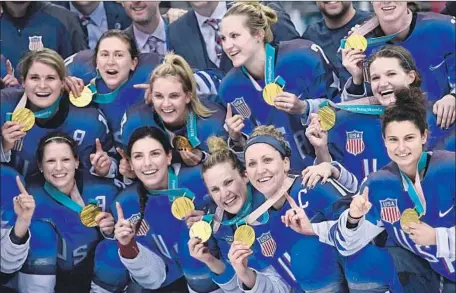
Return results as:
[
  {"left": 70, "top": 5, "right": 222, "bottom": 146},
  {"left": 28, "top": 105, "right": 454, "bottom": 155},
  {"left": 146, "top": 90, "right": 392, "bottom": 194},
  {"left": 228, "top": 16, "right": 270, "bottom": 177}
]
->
[
  {"left": 69, "top": 86, "right": 93, "bottom": 108},
  {"left": 262, "top": 83, "right": 283, "bottom": 106},
  {"left": 345, "top": 35, "right": 368, "bottom": 52},
  {"left": 189, "top": 220, "right": 212, "bottom": 243},
  {"left": 400, "top": 208, "right": 420, "bottom": 233},
  {"left": 171, "top": 197, "right": 195, "bottom": 220},
  {"left": 234, "top": 225, "right": 255, "bottom": 248},
  {"left": 80, "top": 204, "right": 102, "bottom": 227},
  {"left": 12, "top": 108, "right": 35, "bottom": 132},
  {"left": 317, "top": 106, "right": 336, "bottom": 131},
  {"left": 173, "top": 136, "right": 192, "bottom": 151}
]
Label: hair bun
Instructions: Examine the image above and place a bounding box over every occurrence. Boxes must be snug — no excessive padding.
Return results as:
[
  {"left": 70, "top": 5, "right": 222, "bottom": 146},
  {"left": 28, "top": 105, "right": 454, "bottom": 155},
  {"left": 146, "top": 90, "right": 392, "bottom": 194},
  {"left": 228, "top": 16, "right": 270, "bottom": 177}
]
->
[
  {"left": 394, "top": 87, "right": 425, "bottom": 109},
  {"left": 207, "top": 136, "right": 230, "bottom": 154}
]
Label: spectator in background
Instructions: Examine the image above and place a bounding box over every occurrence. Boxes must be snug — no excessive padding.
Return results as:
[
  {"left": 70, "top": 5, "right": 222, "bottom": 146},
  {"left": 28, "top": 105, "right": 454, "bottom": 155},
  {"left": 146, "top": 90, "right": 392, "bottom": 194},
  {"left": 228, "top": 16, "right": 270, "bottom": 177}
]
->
[
  {"left": 0, "top": 1, "right": 87, "bottom": 75},
  {"left": 441, "top": 1, "right": 456, "bottom": 17},
  {"left": 302, "top": 1, "right": 371, "bottom": 87},
  {"left": 53, "top": 1, "right": 132, "bottom": 49},
  {"left": 168, "top": 1, "right": 299, "bottom": 74},
  {"left": 122, "top": 1, "right": 169, "bottom": 55}
]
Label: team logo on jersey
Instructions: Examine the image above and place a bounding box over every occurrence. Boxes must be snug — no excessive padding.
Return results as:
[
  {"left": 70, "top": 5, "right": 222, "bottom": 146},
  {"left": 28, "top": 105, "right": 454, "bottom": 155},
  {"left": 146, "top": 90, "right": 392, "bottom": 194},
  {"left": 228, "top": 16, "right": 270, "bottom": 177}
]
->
[
  {"left": 231, "top": 97, "right": 251, "bottom": 119},
  {"left": 380, "top": 198, "right": 401, "bottom": 224},
  {"left": 346, "top": 130, "right": 365, "bottom": 156},
  {"left": 256, "top": 232, "right": 276, "bottom": 257},
  {"left": 28, "top": 36, "right": 44, "bottom": 51},
  {"left": 127, "top": 213, "right": 150, "bottom": 236}
]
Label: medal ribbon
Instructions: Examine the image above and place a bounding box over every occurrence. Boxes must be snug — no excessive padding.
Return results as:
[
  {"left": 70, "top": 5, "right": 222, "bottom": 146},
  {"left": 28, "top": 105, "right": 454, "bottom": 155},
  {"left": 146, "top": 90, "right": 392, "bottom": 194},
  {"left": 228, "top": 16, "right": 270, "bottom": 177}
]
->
[
  {"left": 8, "top": 92, "right": 62, "bottom": 121},
  {"left": 44, "top": 181, "right": 99, "bottom": 213},
  {"left": 186, "top": 110, "right": 201, "bottom": 147},
  {"left": 399, "top": 152, "right": 428, "bottom": 216},
  {"left": 146, "top": 167, "right": 195, "bottom": 202},
  {"left": 92, "top": 78, "right": 127, "bottom": 104},
  {"left": 320, "top": 100, "right": 385, "bottom": 116}
]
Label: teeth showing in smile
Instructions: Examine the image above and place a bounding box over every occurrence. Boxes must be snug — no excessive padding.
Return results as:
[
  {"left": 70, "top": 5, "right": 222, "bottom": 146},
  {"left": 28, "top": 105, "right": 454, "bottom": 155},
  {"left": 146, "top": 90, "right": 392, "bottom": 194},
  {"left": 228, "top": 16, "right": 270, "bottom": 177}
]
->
[
  {"left": 162, "top": 109, "right": 174, "bottom": 113},
  {"left": 258, "top": 176, "right": 271, "bottom": 183},
  {"left": 397, "top": 153, "right": 410, "bottom": 158},
  {"left": 36, "top": 92, "right": 51, "bottom": 97},
  {"left": 224, "top": 196, "right": 237, "bottom": 206},
  {"left": 382, "top": 6, "right": 395, "bottom": 11},
  {"left": 53, "top": 174, "right": 66, "bottom": 178},
  {"left": 381, "top": 89, "right": 394, "bottom": 96},
  {"left": 143, "top": 170, "right": 157, "bottom": 175},
  {"left": 132, "top": 7, "right": 145, "bottom": 11},
  {"left": 106, "top": 69, "right": 118, "bottom": 75}
]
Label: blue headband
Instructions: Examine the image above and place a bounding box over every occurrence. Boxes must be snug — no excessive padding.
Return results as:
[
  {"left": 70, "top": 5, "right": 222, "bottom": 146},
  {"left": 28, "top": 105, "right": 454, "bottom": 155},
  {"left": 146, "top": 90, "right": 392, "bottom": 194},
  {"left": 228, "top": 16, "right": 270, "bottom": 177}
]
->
[{"left": 244, "top": 135, "right": 289, "bottom": 159}]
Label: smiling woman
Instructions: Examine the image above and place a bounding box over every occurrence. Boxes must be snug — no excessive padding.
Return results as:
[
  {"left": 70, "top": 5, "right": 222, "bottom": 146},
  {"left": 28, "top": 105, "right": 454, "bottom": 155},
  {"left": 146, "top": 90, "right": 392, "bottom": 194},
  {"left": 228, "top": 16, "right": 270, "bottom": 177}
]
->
[{"left": 0, "top": 48, "right": 114, "bottom": 178}]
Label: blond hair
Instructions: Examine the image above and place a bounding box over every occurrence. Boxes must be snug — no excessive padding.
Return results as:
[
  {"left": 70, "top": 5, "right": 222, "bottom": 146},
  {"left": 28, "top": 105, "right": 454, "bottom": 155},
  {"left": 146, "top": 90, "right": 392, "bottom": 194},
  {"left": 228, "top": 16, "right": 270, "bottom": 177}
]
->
[
  {"left": 149, "top": 53, "right": 214, "bottom": 118},
  {"left": 202, "top": 136, "right": 245, "bottom": 175},
  {"left": 19, "top": 48, "right": 67, "bottom": 81},
  {"left": 224, "top": 1, "right": 278, "bottom": 43}
]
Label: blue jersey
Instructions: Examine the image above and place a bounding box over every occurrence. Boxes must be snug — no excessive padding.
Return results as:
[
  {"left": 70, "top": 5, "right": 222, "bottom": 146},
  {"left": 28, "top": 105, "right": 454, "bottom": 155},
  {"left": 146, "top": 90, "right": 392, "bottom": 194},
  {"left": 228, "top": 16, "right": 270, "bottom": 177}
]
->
[
  {"left": 328, "top": 110, "right": 389, "bottom": 182},
  {"left": 267, "top": 177, "right": 351, "bottom": 290},
  {"left": 303, "top": 9, "right": 371, "bottom": 86},
  {"left": 335, "top": 150, "right": 456, "bottom": 282},
  {"left": 364, "top": 12, "right": 456, "bottom": 149},
  {"left": 0, "top": 165, "right": 24, "bottom": 213},
  {"left": 66, "top": 50, "right": 161, "bottom": 145},
  {"left": 105, "top": 164, "right": 216, "bottom": 291},
  {"left": 219, "top": 39, "right": 339, "bottom": 170},
  {"left": 121, "top": 100, "right": 227, "bottom": 165},
  {"left": 0, "top": 2, "right": 87, "bottom": 76},
  {"left": 0, "top": 88, "right": 113, "bottom": 178},
  {"left": 19, "top": 172, "right": 118, "bottom": 292}
]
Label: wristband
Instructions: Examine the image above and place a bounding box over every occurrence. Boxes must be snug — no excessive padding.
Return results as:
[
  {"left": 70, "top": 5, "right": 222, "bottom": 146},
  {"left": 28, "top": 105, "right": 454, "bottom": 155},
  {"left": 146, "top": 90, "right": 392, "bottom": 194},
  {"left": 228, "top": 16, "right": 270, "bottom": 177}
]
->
[{"left": 348, "top": 212, "right": 363, "bottom": 220}]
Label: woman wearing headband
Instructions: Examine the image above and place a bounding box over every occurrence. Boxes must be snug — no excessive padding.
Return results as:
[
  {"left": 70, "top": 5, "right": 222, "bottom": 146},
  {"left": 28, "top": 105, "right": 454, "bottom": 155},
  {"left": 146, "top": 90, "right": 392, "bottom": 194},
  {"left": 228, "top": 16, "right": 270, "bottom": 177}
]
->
[
  {"left": 188, "top": 136, "right": 294, "bottom": 293},
  {"left": 331, "top": 87, "right": 455, "bottom": 292},
  {"left": 218, "top": 2, "right": 339, "bottom": 171},
  {"left": 120, "top": 53, "right": 227, "bottom": 173},
  {"left": 10, "top": 131, "right": 118, "bottom": 293},
  {"left": 92, "top": 126, "right": 221, "bottom": 293},
  {"left": 243, "top": 125, "right": 401, "bottom": 292},
  {"left": 0, "top": 49, "right": 114, "bottom": 179}
]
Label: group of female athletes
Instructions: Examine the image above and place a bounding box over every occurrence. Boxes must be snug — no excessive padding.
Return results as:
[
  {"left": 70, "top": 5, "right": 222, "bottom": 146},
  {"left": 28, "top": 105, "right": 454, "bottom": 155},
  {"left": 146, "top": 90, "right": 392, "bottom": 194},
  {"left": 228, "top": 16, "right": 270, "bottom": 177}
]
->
[{"left": 1, "top": 2, "right": 454, "bottom": 293}]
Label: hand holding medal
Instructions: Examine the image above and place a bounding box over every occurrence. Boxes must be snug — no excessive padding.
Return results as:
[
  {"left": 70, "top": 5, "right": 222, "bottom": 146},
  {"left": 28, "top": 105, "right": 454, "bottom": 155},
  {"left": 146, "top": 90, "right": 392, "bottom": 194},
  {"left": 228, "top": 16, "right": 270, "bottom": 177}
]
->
[
  {"left": 80, "top": 198, "right": 102, "bottom": 227},
  {"left": 407, "top": 221, "right": 437, "bottom": 246}
]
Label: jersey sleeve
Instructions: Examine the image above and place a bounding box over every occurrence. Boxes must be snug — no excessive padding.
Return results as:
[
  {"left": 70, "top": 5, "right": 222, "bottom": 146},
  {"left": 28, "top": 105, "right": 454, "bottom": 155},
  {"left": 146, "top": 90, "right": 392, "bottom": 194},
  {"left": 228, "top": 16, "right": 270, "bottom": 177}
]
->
[
  {"left": 435, "top": 226, "right": 456, "bottom": 261},
  {"left": 0, "top": 226, "right": 30, "bottom": 274},
  {"left": 119, "top": 242, "right": 167, "bottom": 290},
  {"left": 237, "top": 265, "right": 291, "bottom": 293}
]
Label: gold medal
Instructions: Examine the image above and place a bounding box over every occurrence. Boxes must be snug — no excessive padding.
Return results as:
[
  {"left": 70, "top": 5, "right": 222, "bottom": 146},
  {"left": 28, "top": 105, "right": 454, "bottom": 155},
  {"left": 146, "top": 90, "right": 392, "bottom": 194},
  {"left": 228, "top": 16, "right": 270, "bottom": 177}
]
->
[
  {"left": 262, "top": 83, "right": 283, "bottom": 106},
  {"left": 173, "top": 136, "right": 193, "bottom": 151},
  {"left": 345, "top": 35, "right": 368, "bottom": 52},
  {"left": 171, "top": 196, "right": 195, "bottom": 220},
  {"left": 234, "top": 225, "right": 255, "bottom": 248},
  {"left": 69, "top": 86, "right": 93, "bottom": 108},
  {"left": 317, "top": 106, "right": 336, "bottom": 131},
  {"left": 400, "top": 208, "right": 420, "bottom": 233},
  {"left": 189, "top": 220, "right": 212, "bottom": 243},
  {"left": 12, "top": 108, "right": 35, "bottom": 132},
  {"left": 80, "top": 204, "right": 102, "bottom": 227}
]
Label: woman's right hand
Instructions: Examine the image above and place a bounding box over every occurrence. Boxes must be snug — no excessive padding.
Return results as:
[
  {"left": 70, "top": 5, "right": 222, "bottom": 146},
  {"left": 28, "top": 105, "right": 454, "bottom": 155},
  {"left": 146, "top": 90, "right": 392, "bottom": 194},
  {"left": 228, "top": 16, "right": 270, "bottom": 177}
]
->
[
  {"left": 349, "top": 187, "right": 371, "bottom": 219},
  {"left": 188, "top": 237, "right": 215, "bottom": 264},
  {"left": 225, "top": 104, "right": 245, "bottom": 144},
  {"left": 2, "top": 121, "right": 26, "bottom": 153},
  {"left": 341, "top": 48, "right": 366, "bottom": 85},
  {"left": 64, "top": 76, "right": 85, "bottom": 97},
  {"left": 228, "top": 241, "right": 252, "bottom": 275},
  {"left": 184, "top": 210, "right": 205, "bottom": 229},
  {"left": 305, "top": 114, "right": 328, "bottom": 149},
  {"left": 114, "top": 202, "right": 135, "bottom": 246}
]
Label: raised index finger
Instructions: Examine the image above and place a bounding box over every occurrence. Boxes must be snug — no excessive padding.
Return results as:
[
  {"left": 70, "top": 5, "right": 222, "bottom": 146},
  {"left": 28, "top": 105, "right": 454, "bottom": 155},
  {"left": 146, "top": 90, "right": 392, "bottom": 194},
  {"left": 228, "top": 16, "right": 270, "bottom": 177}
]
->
[
  {"left": 361, "top": 186, "right": 369, "bottom": 202},
  {"left": 116, "top": 202, "right": 125, "bottom": 220},
  {"left": 16, "top": 176, "right": 29, "bottom": 195}
]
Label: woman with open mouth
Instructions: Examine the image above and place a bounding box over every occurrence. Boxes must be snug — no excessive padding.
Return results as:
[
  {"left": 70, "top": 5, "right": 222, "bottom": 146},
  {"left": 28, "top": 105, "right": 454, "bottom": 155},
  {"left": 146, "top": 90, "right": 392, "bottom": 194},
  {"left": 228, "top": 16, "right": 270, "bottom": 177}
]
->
[
  {"left": 307, "top": 45, "right": 451, "bottom": 187},
  {"left": 120, "top": 53, "right": 227, "bottom": 174},
  {"left": 93, "top": 126, "right": 222, "bottom": 293},
  {"left": 341, "top": 1, "right": 455, "bottom": 146},
  {"left": 218, "top": 2, "right": 339, "bottom": 173},
  {"left": 0, "top": 48, "right": 113, "bottom": 179},
  {"left": 8, "top": 131, "right": 118, "bottom": 293}
]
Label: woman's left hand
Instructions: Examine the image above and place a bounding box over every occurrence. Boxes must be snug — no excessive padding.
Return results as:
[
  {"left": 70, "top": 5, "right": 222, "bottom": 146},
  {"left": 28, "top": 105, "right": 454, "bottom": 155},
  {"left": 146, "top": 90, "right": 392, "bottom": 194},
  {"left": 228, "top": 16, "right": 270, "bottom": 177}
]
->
[
  {"left": 64, "top": 76, "right": 85, "bottom": 97},
  {"left": 408, "top": 221, "right": 436, "bottom": 246},
  {"left": 90, "top": 138, "right": 112, "bottom": 177},
  {"left": 273, "top": 92, "right": 307, "bottom": 115},
  {"left": 433, "top": 94, "right": 456, "bottom": 129},
  {"left": 301, "top": 162, "right": 334, "bottom": 188},
  {"left": 95, "top": 212, "right": 115, "bottom": 235},
  {"left": 180, "top": 149, "right": 203, "bottom": 167}
]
